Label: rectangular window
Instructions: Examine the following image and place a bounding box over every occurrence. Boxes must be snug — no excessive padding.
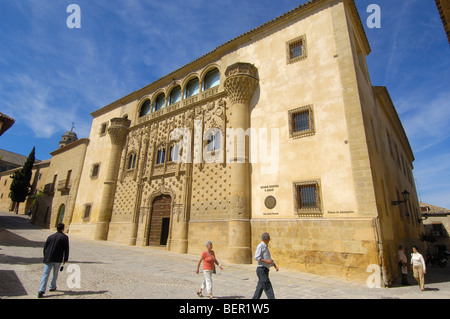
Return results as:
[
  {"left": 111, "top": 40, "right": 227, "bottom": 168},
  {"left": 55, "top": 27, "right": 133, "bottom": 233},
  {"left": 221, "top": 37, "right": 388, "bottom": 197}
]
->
[
  {"left": 128, "top": 154, "right": 136, "bottom": 170},
  {"left": 294, "top": 110, "right": 310, "bottom": 132},
  {"left": 156, "top": 148, "right": 166, "bottom": 165},
  {"left": 100, "top": 122, "right": 108, "bottom": 136},
  {"left": 290, "top": 40, "right": 303, "bottom": 59},
  {"left": 83, "top": 204, "right": 91, "bottom": 220},
  {"left": 65, "top": 170, "right": 72, "bottom": 189},
  {"left": 169, "top": 144, "right": 179, "bottom": 162},
  {"left": 293, "top": 180, "right": 322, "bottom": 216},
  {"left": 208, "top": 131, "right": 221, "bottom": 152},
  {"left": 299, "top": 185, "right": 317, "bottom": 208},
  {"left": 91, "top": 163, "right": 100, "bottom": 178},
  {"left": 286, "top": 35, "right": 307, "bottom": 64},
  {"left": 288, "top": 105, "right": 315, "bottom": 138}
]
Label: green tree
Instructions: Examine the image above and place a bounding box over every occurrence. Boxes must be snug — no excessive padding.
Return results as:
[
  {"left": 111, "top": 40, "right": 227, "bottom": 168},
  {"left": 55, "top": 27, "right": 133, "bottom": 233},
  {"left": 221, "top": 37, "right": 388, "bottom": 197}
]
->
[{"left": 9, "top": 147, "right": 35, "bottom": 214}]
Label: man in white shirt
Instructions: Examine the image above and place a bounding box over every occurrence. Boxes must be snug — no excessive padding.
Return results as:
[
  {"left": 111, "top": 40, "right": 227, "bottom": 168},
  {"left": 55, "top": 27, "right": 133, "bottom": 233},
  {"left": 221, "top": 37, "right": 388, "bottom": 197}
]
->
[{"left": 252, "top": 232, "right": 279, "bottom": 299}]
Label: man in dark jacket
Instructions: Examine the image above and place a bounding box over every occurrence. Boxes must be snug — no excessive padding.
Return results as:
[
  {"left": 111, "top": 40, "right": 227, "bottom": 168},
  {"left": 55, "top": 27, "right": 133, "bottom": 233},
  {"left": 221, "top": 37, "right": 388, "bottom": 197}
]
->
[{"left": 38, "top": 223, "right": 69, "bottom": 298}]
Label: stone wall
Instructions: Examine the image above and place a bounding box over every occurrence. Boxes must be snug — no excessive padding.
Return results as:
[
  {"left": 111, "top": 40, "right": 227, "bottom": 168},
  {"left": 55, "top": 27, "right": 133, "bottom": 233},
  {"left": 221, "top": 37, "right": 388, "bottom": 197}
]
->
[{"left": 251, "top": 218, "right": 380, "bottom": 283}]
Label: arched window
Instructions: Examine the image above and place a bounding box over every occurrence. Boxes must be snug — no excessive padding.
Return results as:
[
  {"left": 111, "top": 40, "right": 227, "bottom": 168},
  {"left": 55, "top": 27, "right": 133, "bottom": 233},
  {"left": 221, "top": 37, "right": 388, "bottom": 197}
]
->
[
  {"left": 203, "top": 69, "right": 220, "bottom": 91},
  {"left": 153, "top": 93, "right": 165, "bottom": 112},
  {"left": 169, "top": 86, "right": 181, "bottom": 105},
  {"left": 139, "top": 99, "right": 151, "bottom": 117},
  {"left": 156, "top": 147, "right": 166, "bottom": 165},
  {"left": 184, "top": 77, "right": 199, "bottom": 98}
]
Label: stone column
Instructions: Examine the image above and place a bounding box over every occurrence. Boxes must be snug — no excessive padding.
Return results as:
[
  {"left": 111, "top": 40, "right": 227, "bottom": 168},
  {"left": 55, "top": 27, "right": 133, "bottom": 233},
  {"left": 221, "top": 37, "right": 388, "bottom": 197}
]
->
[
  {"left": 94, "top": 117, "right": 131, "bottom": 241},
  {"left": 128, "top": 135, "right": 149, "bottom": 246},
  {"left": 224, "top": 62, "right": 258, "bottom": 264}
]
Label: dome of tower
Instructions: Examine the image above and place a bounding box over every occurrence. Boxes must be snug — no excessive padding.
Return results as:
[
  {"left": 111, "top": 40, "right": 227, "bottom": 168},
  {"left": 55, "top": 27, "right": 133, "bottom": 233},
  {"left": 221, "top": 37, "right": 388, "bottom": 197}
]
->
[{"left": 59, "top": 130, "right": 78, "bottom": 148}]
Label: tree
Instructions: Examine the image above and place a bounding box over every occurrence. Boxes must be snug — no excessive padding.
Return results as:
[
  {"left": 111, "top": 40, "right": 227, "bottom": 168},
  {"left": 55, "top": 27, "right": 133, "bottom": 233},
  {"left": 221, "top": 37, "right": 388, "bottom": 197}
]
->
[{"left": 9, "top": 147, "right": 35, "bottom": 214}]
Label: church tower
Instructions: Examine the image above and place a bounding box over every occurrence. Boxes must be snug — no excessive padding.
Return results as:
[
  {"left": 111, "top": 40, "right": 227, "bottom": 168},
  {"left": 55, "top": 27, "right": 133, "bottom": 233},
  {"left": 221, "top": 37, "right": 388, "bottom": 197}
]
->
[{"left": 59, "top": 124, "right": 78, "bottom": 148}]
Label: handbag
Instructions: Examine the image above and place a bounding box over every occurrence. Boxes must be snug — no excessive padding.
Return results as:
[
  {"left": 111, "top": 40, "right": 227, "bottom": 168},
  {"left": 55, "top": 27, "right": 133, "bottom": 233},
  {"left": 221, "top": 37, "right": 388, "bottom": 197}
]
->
[{"left": 206, "top": 250, "right": 216, "bottom": 274}]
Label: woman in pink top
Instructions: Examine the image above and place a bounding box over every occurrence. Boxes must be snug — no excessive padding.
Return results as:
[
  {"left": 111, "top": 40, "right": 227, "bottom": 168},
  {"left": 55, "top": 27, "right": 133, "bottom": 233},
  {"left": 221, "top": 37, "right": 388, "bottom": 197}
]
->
[{"left": 196, "top": 241, "right": 223, "bottom": 299}]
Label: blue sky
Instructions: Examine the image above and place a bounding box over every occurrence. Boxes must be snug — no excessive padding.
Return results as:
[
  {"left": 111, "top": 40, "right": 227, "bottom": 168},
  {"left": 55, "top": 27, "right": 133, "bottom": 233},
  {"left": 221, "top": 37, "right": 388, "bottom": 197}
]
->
[{"left": 0, "top": 1, "right": 449, "bottom": 208}]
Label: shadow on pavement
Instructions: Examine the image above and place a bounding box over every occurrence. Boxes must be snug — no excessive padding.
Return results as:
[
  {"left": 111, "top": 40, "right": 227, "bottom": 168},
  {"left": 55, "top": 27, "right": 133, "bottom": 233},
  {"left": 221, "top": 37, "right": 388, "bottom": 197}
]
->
[
  {"left": 389, "top": 264, "right": 450, "bottom": 288},
  {"left": 0, "top": 253, "right": 43, "bottom": 265},
  {"left": 0, "top": 270, "right": 28, "bottom": 297},
  {"left": 39, "top": 290, "right": 109, "bottom": 298},
  {"left": 0, "top": 214, "right": 42, "bottom": 230},
  {"left": 0, "top": 229, "right": 45, "bottom": 248},
  {"left": 215, "top": 295, "right": 246, "bottom": 299}
]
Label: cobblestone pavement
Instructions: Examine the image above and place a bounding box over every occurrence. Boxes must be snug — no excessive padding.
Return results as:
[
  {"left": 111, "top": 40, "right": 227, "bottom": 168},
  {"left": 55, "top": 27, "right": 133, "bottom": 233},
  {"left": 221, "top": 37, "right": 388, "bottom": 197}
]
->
[{"left": 1, "top": 211, "right": 449, "bottom": 300}]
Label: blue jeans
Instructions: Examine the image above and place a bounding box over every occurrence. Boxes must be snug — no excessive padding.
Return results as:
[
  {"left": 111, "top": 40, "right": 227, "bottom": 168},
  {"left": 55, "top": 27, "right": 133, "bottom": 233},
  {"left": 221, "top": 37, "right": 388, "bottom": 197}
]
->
[
  {"left": 39, "top": 263, "right": 61, "bottom": 293},
  {"left": 252, "top": 267, "right": 275, "bottom": 299}
]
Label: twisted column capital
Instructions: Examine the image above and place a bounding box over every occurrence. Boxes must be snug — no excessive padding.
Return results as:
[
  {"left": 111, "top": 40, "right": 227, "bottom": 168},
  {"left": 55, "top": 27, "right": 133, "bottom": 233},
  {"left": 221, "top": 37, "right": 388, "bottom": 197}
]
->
[{"left": 224, "top": 62, "right": 259, "bottom": 105}]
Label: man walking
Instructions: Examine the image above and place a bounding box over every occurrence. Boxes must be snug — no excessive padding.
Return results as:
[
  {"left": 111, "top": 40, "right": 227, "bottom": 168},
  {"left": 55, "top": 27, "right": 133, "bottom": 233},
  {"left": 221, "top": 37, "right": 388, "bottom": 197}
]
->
[
  {"left": 38, "top": 223, "right": 69, "bottom": 298},
  {"left": 252, "top": 232, "right": 279, "bottom": 299}
]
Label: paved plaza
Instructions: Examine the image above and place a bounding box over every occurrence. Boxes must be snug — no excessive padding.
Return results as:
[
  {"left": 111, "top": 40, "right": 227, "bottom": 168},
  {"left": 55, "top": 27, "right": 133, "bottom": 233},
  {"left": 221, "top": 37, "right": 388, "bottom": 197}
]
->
[{"left": 1, "top": 211, "right": 449, "bottom": 300}]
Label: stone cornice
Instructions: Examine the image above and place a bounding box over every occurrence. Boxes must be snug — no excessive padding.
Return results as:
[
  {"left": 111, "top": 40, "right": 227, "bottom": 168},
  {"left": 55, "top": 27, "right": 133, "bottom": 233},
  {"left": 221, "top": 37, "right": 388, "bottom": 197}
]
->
[{"left": 49, "top": 138, "right": 90, "bottom": 156}]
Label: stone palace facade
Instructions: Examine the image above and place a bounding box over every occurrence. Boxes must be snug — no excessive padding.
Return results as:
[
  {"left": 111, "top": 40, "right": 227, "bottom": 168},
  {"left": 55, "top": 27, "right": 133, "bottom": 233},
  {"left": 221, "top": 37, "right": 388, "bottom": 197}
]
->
[{"left": 3, "top": 0, "right": 424, "bottom": 285}]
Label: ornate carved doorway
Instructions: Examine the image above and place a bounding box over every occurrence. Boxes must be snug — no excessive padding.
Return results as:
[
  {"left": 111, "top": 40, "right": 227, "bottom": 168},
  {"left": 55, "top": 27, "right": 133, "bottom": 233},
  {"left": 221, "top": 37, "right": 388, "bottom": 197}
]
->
[{"left": 148, "top": 194, "right": 172, "bottom": 246}]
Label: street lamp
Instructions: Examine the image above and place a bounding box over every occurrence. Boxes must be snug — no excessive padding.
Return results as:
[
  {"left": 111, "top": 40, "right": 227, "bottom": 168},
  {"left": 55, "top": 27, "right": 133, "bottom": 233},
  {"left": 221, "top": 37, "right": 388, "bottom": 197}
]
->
[{"left": 391, "top": 189, "right": 410, "bottom": 206}]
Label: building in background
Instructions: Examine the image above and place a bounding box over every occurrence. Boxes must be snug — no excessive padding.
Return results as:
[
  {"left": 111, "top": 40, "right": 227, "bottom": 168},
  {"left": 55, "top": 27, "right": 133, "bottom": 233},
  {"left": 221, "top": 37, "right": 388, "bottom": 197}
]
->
[
  {"left": 0, "top": 159, "right": 49, "bottom": 214},
  {"left": 0, "top": 149, "right": 30, "bottom": 173},
  {"left": 420, "top": 202, "right": 450, "bottom": 255},
  {"left": 0, "top": 112, "right": 15, "bottom": 137},
  {"left": 0, "top": 129, "right": 88, "bottom": 229},
  {"left": 32, "top": 131, "right": 88, "bottom": 229}
]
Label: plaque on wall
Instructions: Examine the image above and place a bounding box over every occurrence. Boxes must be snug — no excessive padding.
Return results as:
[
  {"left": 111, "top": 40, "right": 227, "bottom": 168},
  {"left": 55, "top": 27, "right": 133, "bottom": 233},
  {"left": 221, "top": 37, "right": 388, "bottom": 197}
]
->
[{"left": 264, "top": 195, "right": 277, "bottom": 209}]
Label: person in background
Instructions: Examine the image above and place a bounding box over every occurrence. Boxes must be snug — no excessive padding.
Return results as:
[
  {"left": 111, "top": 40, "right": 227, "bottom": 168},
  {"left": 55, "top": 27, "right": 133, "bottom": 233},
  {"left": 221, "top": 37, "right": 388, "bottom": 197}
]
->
[
  {"left": 397, "top": 245, "right": 410, "bottom": 285},
  {"left": 410, "top": 245, "right": 426, "bottom": 291},
  {"left": 38, "top": 223, "right": 69, "bottom": 298}
]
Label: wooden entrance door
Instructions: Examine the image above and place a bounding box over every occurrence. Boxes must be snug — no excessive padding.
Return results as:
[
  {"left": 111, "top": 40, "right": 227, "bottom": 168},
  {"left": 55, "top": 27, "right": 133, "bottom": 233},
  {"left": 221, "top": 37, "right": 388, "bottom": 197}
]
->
[{"left": 148, "top": 194, "right": 171, "bottom": 246}]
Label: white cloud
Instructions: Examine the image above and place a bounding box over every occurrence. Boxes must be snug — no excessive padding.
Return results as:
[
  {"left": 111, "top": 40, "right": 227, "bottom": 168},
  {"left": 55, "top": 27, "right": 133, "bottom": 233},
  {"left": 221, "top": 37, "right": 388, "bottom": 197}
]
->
[
  {"left": 413, "top": 152, "right": 450, "bottom": 209},
  {"left": 399, "top": 91, "right": 450, "bottom": 153}
]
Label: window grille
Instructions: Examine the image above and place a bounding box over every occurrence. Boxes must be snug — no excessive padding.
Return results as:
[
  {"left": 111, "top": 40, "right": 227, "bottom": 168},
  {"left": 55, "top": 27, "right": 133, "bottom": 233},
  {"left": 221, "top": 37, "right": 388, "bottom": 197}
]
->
[
  {"left": 288, "top": 105, "right": 315, "bottom": 138},
  {"left": 293, "top": 180, "right": 322, "bottom": 217},
  {"left": 290, "top": 40, "right": 303, "bottom": 59},
  {"left": 286, "top": 35, "right": 307, "bottom": 64}
]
